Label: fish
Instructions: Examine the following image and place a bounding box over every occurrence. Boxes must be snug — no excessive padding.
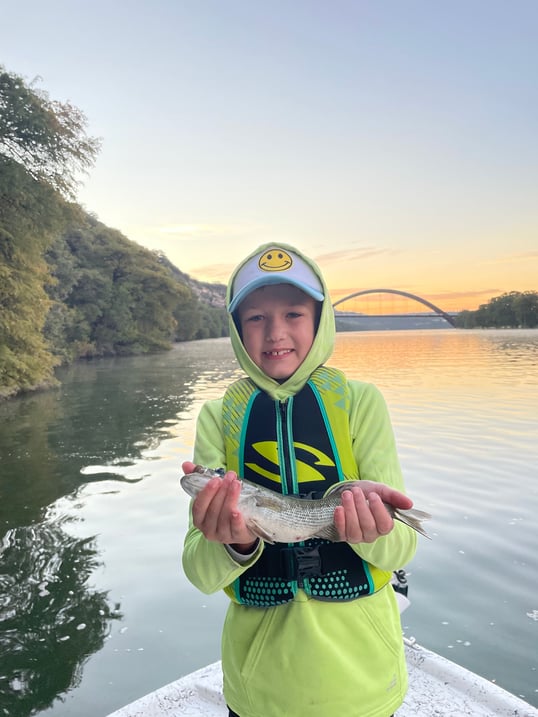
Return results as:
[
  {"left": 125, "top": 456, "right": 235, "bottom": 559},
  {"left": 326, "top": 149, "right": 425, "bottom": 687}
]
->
[{"left": 180, "top": 465, "right": 432, "bottom": 543}]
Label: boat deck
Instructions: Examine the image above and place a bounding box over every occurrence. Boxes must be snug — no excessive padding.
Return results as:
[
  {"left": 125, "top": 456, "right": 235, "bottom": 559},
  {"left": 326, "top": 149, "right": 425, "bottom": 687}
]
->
[{"left": 107, "top": 639, "right": 538, "bottom": 717}]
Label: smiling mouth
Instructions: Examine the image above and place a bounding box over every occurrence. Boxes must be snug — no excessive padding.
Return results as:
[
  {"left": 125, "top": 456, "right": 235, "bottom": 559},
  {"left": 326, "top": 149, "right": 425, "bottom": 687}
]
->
[
  {"left": 264, "top": 349, "right": 293, "bottom": 357},
  {"left": 260, "top": 260, "right": 291, "bottom": 271}
]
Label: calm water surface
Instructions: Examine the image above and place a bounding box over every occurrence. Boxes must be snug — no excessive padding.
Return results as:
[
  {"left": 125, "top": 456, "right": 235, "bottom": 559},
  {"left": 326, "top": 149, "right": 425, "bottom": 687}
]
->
[{"left": 0, "top": 330, "right": 537, "bottom": 716}]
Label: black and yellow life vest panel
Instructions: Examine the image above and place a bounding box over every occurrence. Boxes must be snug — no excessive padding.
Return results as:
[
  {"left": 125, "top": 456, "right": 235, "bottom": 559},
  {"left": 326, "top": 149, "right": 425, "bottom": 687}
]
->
[{"left": 222, "top": 366, "right": 392, "bottom": 606}]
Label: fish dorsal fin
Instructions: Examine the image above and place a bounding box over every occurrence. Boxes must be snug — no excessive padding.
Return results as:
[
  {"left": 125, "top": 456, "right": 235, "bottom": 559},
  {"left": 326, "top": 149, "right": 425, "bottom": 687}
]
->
[{"left": 324, "top": 480, "right": 362, "bottom": 498}]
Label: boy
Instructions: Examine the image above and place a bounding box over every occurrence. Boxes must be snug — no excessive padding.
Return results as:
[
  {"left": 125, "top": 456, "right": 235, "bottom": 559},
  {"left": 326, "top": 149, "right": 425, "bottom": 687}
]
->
[{"left": 182, "top": 244, "right": 417, "bottom": 717}]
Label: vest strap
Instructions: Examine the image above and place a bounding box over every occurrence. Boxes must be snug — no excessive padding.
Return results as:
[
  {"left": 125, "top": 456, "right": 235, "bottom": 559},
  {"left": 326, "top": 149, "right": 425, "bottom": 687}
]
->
[{"left": 246, "top": 540, "right": 365, "bottom": 588}]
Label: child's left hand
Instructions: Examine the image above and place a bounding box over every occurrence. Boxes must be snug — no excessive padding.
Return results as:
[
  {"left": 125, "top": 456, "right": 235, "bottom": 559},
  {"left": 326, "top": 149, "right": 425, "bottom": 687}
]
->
[{"left": 333, "top": 481, "right": 413, "bottom": 543}]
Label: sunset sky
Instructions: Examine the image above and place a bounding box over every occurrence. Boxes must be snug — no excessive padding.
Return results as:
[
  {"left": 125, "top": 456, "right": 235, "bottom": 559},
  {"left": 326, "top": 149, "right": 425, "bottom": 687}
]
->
[{"left": 2, "top": 1, "right": 537, "bottom": 312}]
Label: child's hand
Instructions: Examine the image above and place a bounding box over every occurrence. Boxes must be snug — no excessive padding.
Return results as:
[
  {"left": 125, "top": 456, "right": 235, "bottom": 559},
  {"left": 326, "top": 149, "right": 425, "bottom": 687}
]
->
[
  {"left": 182, "top": 461, "right": 258, "bottom": 551},
  {"left": 333, "top": 481, "right": 413, "bottom": 544}
]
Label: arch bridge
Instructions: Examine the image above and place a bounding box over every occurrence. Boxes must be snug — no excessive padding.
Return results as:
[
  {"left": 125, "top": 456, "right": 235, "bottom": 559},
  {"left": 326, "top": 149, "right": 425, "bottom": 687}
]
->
[{"left": 333, "top": 289, "right": 457, "bottom": 327}]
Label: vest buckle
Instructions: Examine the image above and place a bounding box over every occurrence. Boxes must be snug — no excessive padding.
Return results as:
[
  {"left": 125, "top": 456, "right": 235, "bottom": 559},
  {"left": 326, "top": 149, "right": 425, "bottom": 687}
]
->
[{"left": 283, "top": 545, "right": 322, "bottom": 586}]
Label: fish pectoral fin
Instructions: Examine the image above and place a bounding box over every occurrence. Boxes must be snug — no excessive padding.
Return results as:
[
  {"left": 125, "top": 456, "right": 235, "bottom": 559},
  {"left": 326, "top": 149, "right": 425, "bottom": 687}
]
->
[
  {"left": 246, "top": 518, "right": 275, "bottom": 545},
  {"left": 313, "top": 524, "right": 340, "bottom": 542}
]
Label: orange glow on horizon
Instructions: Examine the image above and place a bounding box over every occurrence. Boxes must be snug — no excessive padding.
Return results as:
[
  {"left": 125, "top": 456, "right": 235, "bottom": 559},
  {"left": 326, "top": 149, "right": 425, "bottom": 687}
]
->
[{"left": 328, "top": 288, "right": 518, "bottom": 314}]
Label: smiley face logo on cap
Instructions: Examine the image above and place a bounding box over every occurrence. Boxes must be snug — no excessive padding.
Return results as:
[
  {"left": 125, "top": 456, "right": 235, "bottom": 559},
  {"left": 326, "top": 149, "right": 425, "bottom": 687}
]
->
[{"left": 258, "top": 249, "right": 293, "bottom": 273}]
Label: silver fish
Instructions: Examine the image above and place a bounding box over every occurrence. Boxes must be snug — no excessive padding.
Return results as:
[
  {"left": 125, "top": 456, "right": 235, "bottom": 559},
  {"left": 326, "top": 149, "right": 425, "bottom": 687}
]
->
[{"left": 180, "top": 465, "right": 432, "bottom": 543}]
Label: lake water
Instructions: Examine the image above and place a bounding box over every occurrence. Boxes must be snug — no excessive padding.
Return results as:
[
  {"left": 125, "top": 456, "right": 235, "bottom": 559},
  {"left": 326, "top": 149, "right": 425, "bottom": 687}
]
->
[{"left": 1, "top": 329, "right": 537, "bottom": 716}]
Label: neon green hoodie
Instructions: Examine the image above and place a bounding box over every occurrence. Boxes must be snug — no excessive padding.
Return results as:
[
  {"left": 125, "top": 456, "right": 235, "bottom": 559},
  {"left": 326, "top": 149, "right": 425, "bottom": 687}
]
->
[{"left": 182, "top": 243, "right": 417, "bottom": 717}]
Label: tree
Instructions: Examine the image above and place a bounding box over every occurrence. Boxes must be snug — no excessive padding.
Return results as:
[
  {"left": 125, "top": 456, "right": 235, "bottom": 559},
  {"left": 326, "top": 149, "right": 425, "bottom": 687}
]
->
[
  {"left": 0, "top": 67, "right": 99, "bottom": 397},
  {"left": 486, "top": 293, "right": 517, "bottom": 327},
  {"left": 46, "top": 216, "right": 193, "bottom": 358},
  {"left": 0, "top": 67, "right": 100, "bottom": 198},
  {"left": 513, "top": 291, "right": 538, "bottom": 328},
  {"left": 0, "top": 157, "right": 69, "bottom": 397},
  {"left": 454, "top": 291, "right": 538, "bottom": 329}
]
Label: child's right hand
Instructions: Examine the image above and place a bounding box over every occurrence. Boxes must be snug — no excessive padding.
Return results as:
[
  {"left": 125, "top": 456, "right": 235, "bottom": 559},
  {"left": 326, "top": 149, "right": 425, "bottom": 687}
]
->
[{"left": 182, "top": 461, "right": 258, "bottom": 552}]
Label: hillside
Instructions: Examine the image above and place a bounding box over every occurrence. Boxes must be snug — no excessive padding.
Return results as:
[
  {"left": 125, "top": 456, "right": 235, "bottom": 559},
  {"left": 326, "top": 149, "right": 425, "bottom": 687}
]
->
[{"left": 155, "top": 252, "right": 226, "bottom": 308}]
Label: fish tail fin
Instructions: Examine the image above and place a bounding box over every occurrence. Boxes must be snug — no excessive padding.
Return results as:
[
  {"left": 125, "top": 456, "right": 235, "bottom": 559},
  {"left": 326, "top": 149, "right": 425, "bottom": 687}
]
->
[{"left": 393, "top": 508, "right": 432, "bottom": 539}]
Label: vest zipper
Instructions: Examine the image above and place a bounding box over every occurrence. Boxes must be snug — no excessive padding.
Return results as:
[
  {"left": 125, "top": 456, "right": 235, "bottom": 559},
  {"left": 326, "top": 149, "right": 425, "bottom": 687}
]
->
[{"left": 278, "top": 399, "right": 294, "bottom": 496}]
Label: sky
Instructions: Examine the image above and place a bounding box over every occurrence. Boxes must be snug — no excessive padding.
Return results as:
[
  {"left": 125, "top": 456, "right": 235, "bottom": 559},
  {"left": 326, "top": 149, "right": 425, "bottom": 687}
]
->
[{"left": 2, "top": 0, "right": 537, "bottom": 312}]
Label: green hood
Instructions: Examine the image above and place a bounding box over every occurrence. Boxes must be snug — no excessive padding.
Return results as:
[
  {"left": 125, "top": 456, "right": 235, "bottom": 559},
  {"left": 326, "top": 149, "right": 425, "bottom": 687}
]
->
[{"left": 227, "top": 243, "right": 335, "bottom": 400}]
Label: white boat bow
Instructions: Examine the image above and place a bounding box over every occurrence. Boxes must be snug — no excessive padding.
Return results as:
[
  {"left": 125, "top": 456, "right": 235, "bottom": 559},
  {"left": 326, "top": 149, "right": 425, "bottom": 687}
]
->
[{"left": 107, "top": 637, "right": 538, "bottom": 717}]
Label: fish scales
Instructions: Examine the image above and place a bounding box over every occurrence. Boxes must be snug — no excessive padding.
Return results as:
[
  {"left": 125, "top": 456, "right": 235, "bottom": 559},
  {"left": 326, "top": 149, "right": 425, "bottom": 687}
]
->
[{"left": 180, "top": 465, "right": 431, "bottom": 544}]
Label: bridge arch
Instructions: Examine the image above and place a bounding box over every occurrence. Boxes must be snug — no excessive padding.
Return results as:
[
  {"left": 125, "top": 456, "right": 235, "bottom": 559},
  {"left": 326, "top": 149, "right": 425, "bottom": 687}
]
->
[{"left": 332, "top": 288, "right": 456, "bottom": 327}]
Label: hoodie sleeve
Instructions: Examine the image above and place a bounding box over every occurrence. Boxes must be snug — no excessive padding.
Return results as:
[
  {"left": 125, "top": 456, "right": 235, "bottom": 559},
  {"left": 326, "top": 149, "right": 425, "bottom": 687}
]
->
[
  {"left": 347, "top": 381, "right": 418, "bottom": 570},
  {"left": 181, "top": 399, "right": 264, "bottom": 594}
]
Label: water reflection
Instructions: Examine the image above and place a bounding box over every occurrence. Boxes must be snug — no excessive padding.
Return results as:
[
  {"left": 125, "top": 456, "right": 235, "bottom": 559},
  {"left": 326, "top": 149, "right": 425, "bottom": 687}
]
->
[
  {"left": 329, "top": 328, "right": 538, "bottom": 390},
  {"left": 0, "top": 348, "right": 204, "bottom": 530},
  {"left": 0, "top": 520, "right": 121, "bottom": 716},
  {"left": 0, "top": 345, "right": 212, "bottom": 714}
]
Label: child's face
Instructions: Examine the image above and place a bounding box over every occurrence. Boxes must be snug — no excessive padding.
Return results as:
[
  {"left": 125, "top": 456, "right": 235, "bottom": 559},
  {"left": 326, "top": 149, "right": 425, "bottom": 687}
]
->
[{"left": 237, "top": 284, "right": 318, "bottom": 381}]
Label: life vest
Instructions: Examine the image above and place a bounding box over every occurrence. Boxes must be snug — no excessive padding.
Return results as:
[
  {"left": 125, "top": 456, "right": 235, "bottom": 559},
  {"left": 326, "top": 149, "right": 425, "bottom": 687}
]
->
[{"left": 222, "top": 366, "right": 392, "bottom": 606}]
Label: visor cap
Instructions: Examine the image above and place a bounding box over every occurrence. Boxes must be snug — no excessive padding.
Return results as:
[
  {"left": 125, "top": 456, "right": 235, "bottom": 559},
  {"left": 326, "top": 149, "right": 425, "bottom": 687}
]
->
[{"left": 228, "top": 247, "right": 324, "bottom": 313}]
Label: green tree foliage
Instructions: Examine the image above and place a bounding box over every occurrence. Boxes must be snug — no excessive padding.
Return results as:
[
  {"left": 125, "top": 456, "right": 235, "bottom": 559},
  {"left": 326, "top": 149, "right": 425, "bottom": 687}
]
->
[
  {"left": 45, "top": 216, "right": 194, "bottom": 358},
  {"left": 455, "top": 291, "right": 538, "bottom": 328},
  {"left": 0, "top": 157, "right": 73, "bottom": 398},
  {"left": 157, "top": 252, "right": 229, "bottom": 341},
  {"left": 194, "top": 305, "right": 229, "bottom": 339},
  {"left": 173, "top": 300, "right": 228, "bottom": 341},
  {"left": 0, "top": 67, "right": 100, "bottom": 198}
]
